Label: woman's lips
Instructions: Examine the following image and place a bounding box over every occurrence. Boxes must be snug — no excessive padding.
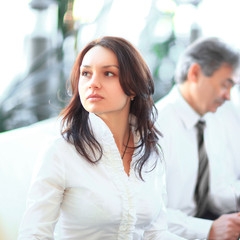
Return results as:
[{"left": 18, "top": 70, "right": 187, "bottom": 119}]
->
[{"left": 87, "top": 94, "right": 103, "bottom": 101}]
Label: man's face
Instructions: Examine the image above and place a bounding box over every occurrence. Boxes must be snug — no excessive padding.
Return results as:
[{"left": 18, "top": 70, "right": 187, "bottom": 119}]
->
[{"left": 194, "top": 64, "right": 236, "bottom": 115}]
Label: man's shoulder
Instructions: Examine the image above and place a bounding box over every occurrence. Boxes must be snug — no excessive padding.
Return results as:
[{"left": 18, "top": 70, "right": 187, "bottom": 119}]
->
[
  {"left": 155, "top": 93, "right": 178, "bottom": 120},
  {"left": 155, "top": 104, "right": 179, "bottom": 138}
]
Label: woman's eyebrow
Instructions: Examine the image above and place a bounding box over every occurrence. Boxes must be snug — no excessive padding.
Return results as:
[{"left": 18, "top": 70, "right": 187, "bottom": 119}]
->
[
  {"left": 80, "top": 65, "right": 119, "bottom": 69},
  {"left": 80, "top": 65, "right": 90, "bottom": 68},
  {"left": 102, "top": 65, "right": 119, "bottom": 69}
]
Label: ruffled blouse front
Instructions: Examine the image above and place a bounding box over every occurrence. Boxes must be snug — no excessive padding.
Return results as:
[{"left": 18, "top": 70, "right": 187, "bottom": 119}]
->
[{"left": 18, "top": 113, "right": 181, "bottom": 240}]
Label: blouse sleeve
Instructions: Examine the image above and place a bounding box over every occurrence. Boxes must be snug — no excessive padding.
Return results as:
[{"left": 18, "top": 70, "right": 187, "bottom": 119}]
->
[
  {"left": 143, "top": 161, "right": 186, "bottom": 240},
  {"left": 18, "top": 140, "right": 65, "bottom": 240}
]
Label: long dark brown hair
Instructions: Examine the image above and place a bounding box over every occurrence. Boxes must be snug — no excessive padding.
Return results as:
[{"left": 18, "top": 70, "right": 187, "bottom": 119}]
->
[{"left": 60, "top": 36, "right": 162, "bottom": 180}]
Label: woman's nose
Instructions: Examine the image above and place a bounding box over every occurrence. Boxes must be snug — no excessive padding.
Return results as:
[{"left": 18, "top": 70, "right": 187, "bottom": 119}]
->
[{"left": 89, "top": 74, "right": 101, "bottom": 89}]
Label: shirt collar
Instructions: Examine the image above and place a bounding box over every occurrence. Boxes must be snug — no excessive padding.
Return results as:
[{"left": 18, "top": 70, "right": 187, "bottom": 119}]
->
[{"left": 170, "top": 85, "right": 202, "bottom": 130}]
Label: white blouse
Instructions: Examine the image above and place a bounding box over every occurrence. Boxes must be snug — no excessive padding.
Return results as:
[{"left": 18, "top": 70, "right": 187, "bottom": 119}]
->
[{"left": 18, "top": 113, "right": 185, "bottom": 240}]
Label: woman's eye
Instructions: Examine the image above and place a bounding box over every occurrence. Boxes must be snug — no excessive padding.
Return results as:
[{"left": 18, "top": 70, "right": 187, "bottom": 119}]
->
[
  {"left": 105, "top": 72, "right": 114, "bottom": 77},
  {"left": 81, "top": 71, "right": 90, "bottom": 77}
]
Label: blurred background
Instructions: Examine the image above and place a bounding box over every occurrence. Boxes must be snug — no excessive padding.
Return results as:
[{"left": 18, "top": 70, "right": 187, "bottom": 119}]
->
[
  {"left": 1, "top": 0, "right": 240, "bottom": 133},
  {"left": 0, "top": 1, "right": 240, "bottom": 239}
]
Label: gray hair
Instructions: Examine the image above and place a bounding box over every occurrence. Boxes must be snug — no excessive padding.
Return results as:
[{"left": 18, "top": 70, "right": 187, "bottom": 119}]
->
[{"left": 175, "top": 37, "right": 240, "bottom": 83}]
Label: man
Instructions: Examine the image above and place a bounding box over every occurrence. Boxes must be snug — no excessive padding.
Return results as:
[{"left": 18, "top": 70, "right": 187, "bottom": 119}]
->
[{"left": 156, "top": 37, "right": 240, "bottom": 239}]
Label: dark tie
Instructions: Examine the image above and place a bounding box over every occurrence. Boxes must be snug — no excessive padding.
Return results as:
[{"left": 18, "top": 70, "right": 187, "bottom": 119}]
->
[{"left": 194, "top": 120, "right": 209, "bottom": 218}]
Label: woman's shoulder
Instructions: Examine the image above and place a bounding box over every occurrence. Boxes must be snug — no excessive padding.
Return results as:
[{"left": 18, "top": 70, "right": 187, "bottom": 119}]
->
[
  {"left": 50, "top": 135, "right": 71, "bottom": 147},
  {"left": 38, "top": 134, "right": 76, "bottom": 160},
  {"left": 33, "top": 135, "right": 81, "bottom": 176}
]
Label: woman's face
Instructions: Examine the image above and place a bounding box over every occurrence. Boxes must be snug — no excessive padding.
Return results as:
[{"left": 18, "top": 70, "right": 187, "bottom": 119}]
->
[{"left": 79, "top": 46, "right": 131, "bottom": 118}]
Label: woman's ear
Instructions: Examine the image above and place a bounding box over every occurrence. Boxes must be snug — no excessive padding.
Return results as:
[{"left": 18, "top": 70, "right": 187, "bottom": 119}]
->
[
  {"left": 187, "top": 63, "right": 201, "bottom": 83},
  {"left": 129, "top": 92, "right": 136, "bottom": 101}
]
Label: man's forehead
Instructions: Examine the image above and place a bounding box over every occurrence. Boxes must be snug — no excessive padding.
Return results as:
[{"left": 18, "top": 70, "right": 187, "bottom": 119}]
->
[
  {"left": 217, "top": 64, "right": 239, "bottom": 84},
  {"left": 232, "top": 70, "right": 240, "bottom": 84}
]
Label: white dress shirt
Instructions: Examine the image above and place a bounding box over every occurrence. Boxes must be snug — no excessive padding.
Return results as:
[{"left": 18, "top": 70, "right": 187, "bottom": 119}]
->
[
  {"left": 209, "top": 85, "right": 240, "bottom": 178},
  {"left": 18, "top": 113, "right": 185, "bottom": 240},
  {"left": 156, "top": 85, "right": 214, "bottom": 239},
  {"left": 203, "top": 85, "right": 240, "bottom": 213}
]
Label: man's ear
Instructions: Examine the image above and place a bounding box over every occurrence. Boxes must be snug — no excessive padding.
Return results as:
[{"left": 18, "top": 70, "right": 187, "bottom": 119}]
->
[{"left": 187, "top": 63, "right": 201, "bottom": 83}]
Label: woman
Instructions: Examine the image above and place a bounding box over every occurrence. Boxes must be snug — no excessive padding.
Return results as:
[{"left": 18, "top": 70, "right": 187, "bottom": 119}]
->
[{"left": 18, "top": 36, "right": 185, "bottom": 239}]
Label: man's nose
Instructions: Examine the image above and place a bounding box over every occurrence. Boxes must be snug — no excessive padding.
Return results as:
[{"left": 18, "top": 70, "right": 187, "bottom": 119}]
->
[{"left": 224, "top": 87, "right": 231, "bottom": 101}]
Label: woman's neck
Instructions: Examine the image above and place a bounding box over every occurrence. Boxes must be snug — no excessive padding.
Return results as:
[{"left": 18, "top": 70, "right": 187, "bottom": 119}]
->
[{"left": 97, "top": 112, "right": 132, "bottom": 159}]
